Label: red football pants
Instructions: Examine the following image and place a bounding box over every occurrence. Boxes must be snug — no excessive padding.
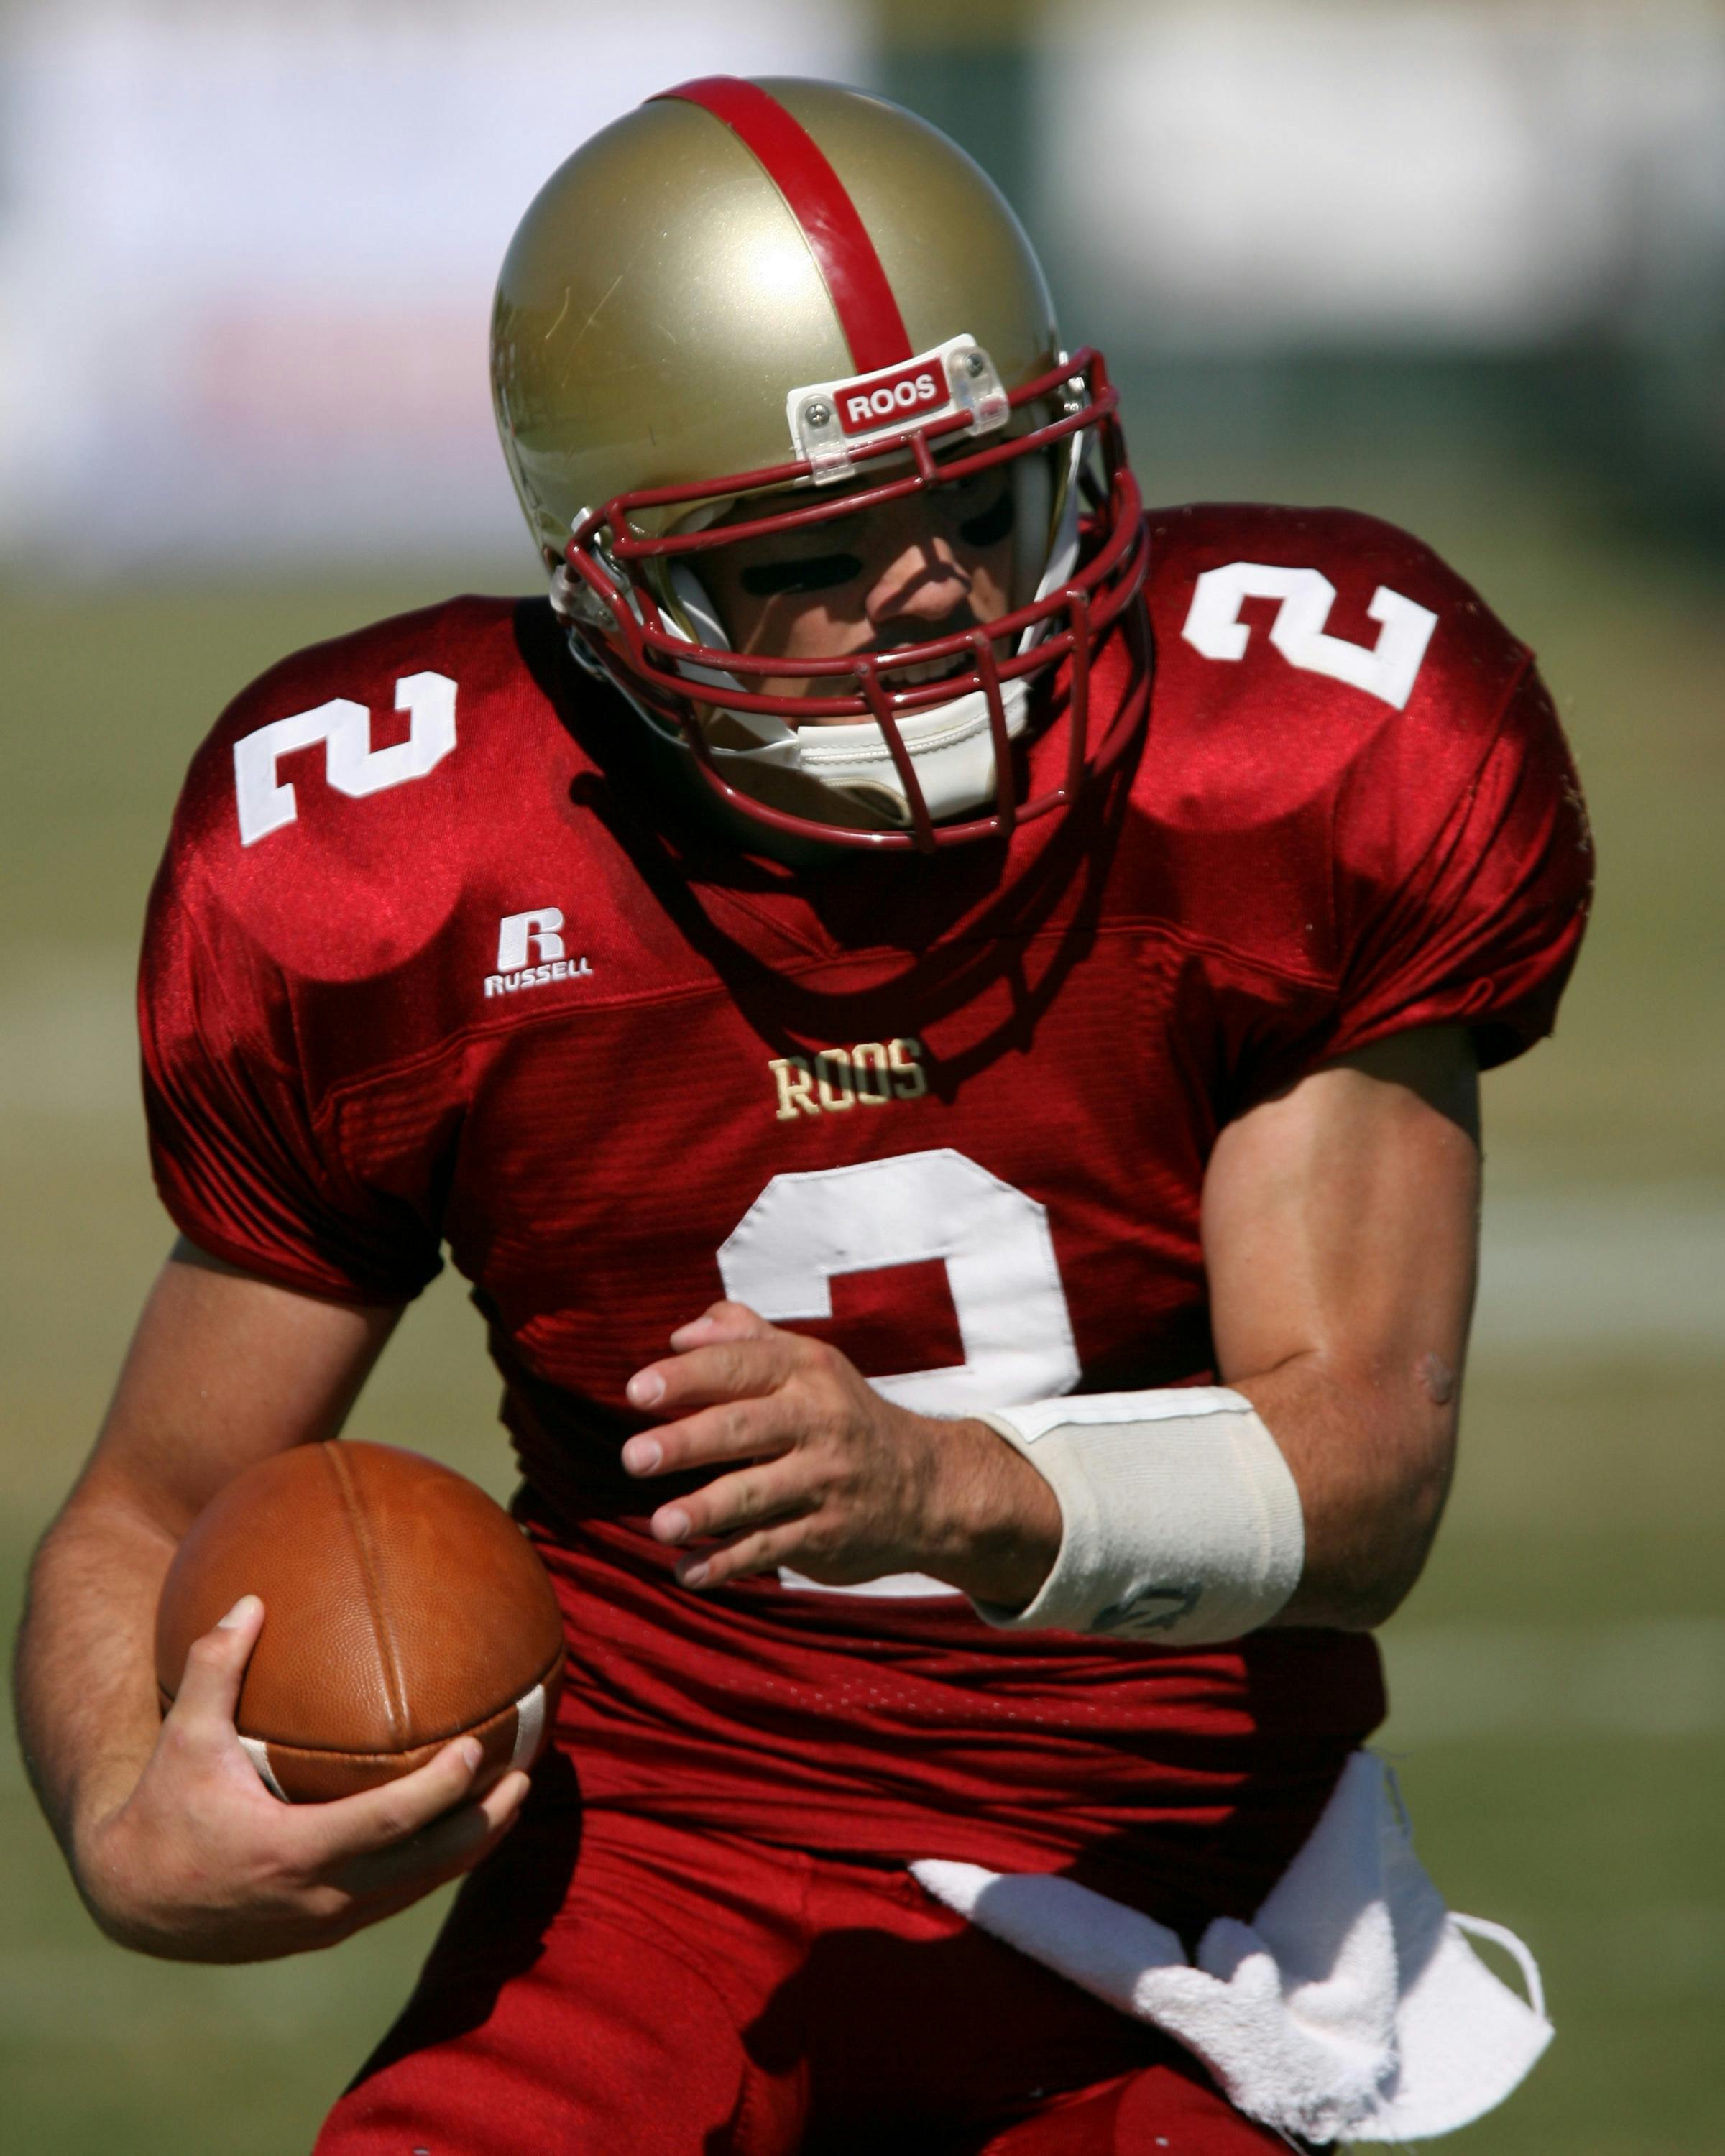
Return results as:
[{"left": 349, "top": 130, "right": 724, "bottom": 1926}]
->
[{"left": 317, "top": 1764, "right": 1297, "bottom": 2155}]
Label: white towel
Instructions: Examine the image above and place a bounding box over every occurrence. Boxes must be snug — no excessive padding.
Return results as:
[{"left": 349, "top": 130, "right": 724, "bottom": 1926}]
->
[{"left": 911, "top": 1750, "right": 1552, "bottom": 2144}]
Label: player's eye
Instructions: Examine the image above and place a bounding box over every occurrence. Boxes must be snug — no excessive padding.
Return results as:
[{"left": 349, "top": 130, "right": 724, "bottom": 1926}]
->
[
  {"left": 957, "top": 484, "right": 1015, "bottom": 549},
  {"left": 739, "top": 552, "right": 863, "bottom": 597}
]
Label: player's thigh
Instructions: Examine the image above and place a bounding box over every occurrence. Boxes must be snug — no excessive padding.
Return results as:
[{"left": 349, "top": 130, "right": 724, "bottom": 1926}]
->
[
  {"left": 317, "top": 1904, "right": 794, "bottom": 2155},
  {"left": 786, "top": 1858, "right": 1300, "bottom": 2155},
  {"left": 315, "top": 1793, "right": 804, "bottom": 2156},
  {"left": 972, "top": 2062, "right": 1305, "bottom": 2156},
  {"left": 809, "top": 2058, "right": 1301, "bottom": 2156}
]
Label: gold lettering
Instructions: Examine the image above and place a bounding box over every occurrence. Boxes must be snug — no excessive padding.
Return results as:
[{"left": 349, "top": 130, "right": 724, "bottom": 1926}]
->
[
  {"left": 815, "top": 1048, "right": 856, "bottom": 1111},
  {"left": 769, "top": 1056, "right": 820, "bottom": 1121},
  {"left": 851, "top": 1041, "right": 892, "bottom": 1105},
  {"left": 888, "top": 1036, "right": 928, "bottom": 1100},
  {"left": 770, "top": 1039, "right": 930, "bottom": 1118}
]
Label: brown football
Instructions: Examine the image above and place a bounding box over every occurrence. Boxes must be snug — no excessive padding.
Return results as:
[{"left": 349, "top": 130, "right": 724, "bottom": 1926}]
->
[{"left": 155, "top": 1441, "right": 565, "bottom": 1803}]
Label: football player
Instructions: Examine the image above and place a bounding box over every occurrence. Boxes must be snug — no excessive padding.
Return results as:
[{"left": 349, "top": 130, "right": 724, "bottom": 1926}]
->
[{"left": 15, "top": 78, "right": 1590, "bottom": 2153}]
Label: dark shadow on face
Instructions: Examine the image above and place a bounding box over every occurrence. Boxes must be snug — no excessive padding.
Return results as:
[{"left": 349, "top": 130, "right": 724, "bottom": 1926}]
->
[{"left": 696, "top": 470, "right": 1021, "bottom": 699}]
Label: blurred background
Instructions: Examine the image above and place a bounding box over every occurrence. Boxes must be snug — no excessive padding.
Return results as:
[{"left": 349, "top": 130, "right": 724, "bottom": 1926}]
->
[{"left": 1, "top": 0, "right": 1720, "bottom": 2149}]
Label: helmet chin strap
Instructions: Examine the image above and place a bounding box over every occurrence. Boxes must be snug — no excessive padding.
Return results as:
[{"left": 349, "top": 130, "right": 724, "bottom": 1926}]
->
[{"left": 662, "top": 431, "right": 1086, "bottom": 829}]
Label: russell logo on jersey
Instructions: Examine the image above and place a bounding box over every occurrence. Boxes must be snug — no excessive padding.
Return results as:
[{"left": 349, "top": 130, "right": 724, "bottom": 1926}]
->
[{"left": 484, "top": 907, "right": 592, "bottom": 998}]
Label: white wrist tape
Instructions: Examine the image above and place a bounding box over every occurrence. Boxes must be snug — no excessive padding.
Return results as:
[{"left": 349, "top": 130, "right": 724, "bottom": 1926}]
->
[{"left": 973, "top": 1388, "right": 1305, "bottom": 1644}]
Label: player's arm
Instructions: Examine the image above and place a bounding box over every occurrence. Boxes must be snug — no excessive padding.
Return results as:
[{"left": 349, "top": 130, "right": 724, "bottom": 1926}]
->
[
  {"left": 618, "top": 1025, "right": 1476, "bottom": 1633},
  {"left": 957, "top": 1020, "right": 1477, "bottom": 1627},
  {"left": 1200, "top": 1022, "right": 1478, "bottom": 1628},
  {"left": 13, "top": 1242, "right": 527, "bottom": 1962}
]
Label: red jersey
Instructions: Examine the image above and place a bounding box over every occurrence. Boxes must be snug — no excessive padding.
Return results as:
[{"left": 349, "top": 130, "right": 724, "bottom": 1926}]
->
[{"left": 140, "top": 504, "right": 1590, "bottom": 1935}]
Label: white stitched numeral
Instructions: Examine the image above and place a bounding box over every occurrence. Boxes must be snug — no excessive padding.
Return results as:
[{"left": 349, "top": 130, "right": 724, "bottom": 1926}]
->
[
  {"left": 233, "top": 671, "right": 457, "bottom": 845},
  {"left": 1182, "top": 563, "right": 1438, "bottom": 710},
  {"left": 717, "top": 1148, "right": 1080, "bottom": 1597}
]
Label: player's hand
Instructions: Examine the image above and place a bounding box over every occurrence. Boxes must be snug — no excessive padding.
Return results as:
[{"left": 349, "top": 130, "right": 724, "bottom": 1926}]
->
[
  {"left": 75, "top": 1598, "right": 530, "bottom": 1963},
  {"left": 622, "top": 1302, "right": 1059, "bottom": 1603}
]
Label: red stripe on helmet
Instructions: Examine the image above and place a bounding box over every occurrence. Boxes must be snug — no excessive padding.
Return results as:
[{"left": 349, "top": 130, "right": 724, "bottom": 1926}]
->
[{"left": 653, "top": 75, "right": 914, "bottom": 374}]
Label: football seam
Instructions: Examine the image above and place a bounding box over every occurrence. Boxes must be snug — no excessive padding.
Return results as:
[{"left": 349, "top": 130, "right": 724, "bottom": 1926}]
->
[
  {"left": 237, "top": 1651, "right": 562, "bottom": 1772},
  {"left": 248, "top": 1691, "right": 522, "bottom": 1771},
  {"left": 322, "top": 1442, "right": 411, "bottom": 1749},
  {"left": 362, "top": 1643, "right": 564, "bottom": 1754},
  {"left": 159, "top": 1641, "right": 566, "bottom": 1751}
]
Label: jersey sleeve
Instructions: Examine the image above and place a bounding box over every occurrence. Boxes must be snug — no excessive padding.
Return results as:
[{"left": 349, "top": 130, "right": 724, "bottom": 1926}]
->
[
  {"left": 1322, "top": 658, "right": 1593, "bottom": 1071},
  {"left": 139, "top": 845, "right": 443, "bottom": 1307}
]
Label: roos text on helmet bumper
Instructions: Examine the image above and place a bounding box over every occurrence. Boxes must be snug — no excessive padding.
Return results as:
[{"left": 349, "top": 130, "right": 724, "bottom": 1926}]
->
[{"left": 788, "top": 336, "right": 1008, "bottom": 481}]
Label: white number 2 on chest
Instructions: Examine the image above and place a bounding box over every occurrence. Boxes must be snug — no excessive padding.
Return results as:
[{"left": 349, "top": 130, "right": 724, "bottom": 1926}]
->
[
  {"left": 1182, "top": 562, "right": 1438, "bottom": 710},
  {"left": 717, "top": 1149, "right": 1081, "bottom": 1598}
]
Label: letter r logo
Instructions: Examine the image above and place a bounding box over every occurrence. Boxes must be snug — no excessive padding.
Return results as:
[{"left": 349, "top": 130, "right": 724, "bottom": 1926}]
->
[{"left": 497, "top": 907, "right": 565, "bottom": 971}]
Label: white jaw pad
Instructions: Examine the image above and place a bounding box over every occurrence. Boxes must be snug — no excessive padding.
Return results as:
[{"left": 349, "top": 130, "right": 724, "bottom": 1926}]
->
[
  {"left": 709, "top": 673, "right": 1033, "bottom": 824},
  {"left": 972, "top": 1388, "right": 1305, "bottom": 1644}
]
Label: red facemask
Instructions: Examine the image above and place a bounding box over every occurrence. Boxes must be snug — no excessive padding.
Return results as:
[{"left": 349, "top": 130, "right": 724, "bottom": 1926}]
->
[{"left": 556, "top": 347, "right": 1151, "bottom": 852}]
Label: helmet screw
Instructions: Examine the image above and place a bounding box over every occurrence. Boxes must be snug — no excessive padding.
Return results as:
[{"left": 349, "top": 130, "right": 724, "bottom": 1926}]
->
[
  {"left": 802, "top": 398, "right": 832, "bottom": 427},
  {"left": 964, "top": 350, "right": 988, "bottom": 378}
]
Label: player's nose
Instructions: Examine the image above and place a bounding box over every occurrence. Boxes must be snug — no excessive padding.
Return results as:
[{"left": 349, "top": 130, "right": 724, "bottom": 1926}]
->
[{"left": 860, "top": 502, "right": 972, "bottom": 631}]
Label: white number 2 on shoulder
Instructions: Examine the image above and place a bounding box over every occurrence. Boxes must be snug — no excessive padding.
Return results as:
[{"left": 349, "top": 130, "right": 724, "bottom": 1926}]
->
[
  {"left": 233, "top": 671, "right": 457, "bottom": 845},
  {"left": 718, "top": 1149, "right": 1080, "bottom": 1598},
  {"left": 1182, "top": 563, "right": 1438, "bottom": 711}
]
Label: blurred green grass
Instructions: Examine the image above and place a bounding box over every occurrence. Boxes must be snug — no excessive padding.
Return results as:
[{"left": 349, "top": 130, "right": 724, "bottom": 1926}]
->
[{"left": 2, "top": 467, "right": 1722, "bottom": 2151}]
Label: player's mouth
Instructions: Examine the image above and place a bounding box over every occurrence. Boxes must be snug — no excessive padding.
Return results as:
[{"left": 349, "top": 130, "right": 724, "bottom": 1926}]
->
[{"left": 869, "top": 648, "right": 974, "bottom": 688}]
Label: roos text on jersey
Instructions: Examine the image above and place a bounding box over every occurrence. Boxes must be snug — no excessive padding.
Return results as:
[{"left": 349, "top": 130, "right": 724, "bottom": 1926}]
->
[{"left": 768, "top": 1038, "right": 928, "bottom": 1120}]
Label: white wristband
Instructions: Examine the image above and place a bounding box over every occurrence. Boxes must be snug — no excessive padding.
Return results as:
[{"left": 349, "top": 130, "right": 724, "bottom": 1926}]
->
[{"left": 972, "top": 1388, "right": 1305, "bottom": 1644}]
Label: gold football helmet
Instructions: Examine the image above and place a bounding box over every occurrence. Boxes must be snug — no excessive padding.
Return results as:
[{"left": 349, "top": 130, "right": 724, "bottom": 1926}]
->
[{"left": 492, "top": 76, "right": 1146, "bottom": 849}]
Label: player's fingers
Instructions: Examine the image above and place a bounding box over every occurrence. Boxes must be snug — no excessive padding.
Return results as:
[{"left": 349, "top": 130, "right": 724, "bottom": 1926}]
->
[
  {"left": 326, "top": 1803, "right": 489, "bottom": 1899},
  {"left": 650, "top": 1455, "right": 814, "bottom": 1549},
  {"left": 165, "top": 1595, "right": 265, "bottom": 1738},
  {"left": 667, "top": 1301, "right": 776, "bottom": 1350},
  {"left": 626, "top": 1334, "right": 804, "bottom": 1416},
  {"left": 320, "top": 1823, "right": 520, "bottom": 1938},
  {"left": 328, "top": 1769, "right": 530, "bottom": 1901},
  {"left": 676, "top": 1517, "right": 816, "bottom": 1590},
  {"left": 292, "top": 1736, "right": 487, "bottom": 1866},
  {"left": 622, "top": 1393, "right": 798, "bottom": 1483},
  {"left": 477, "top": 1767, "right": 533, "bottom": 1836}
]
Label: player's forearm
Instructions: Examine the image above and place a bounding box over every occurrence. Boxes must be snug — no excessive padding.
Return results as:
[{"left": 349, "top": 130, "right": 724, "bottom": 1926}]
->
[
  {"left": 14, "top": 1488, "right": 179, "bottom": 1874},
  {"left": 1232, "top": 1350, "right": 1455, "bottom": 1630}
]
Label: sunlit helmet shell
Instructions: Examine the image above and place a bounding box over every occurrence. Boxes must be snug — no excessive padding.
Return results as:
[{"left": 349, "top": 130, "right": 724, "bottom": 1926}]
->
[
  {"left": 492, "top": 78, "right": 1061, "bottom": 558},
  {"left": 490, "top": 78, "right": 1149, "bottom": 851}
]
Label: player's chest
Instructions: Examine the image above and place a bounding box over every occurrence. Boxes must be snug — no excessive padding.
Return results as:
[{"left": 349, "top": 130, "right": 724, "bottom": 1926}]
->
[{"left": 446, "top": 924, "right": 1229, "bottom": 1401}]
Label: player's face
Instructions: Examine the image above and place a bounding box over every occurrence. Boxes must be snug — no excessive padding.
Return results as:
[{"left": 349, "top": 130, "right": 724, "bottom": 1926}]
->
[{"left": 699, "top": 466, "right": 1018, "bottom": 719}]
